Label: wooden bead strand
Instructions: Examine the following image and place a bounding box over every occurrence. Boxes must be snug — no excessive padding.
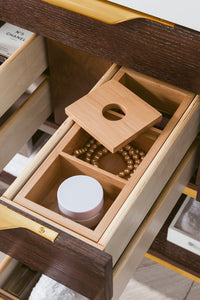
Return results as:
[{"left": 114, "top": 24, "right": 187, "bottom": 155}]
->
[
  {"left": 117, "top": 144, "right": 146, "bottom": 179},
  {"left": 73, "top": 139, "right": 146, "bottom": 180}
]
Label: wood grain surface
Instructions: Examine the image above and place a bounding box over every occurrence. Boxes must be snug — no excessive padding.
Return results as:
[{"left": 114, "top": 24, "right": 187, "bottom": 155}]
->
[
  {"left": 65, "top": 80, "right": 162, "bottom": 152},
  {"left": 0, "top": 289, "right": 19, "bottom": 300},
  {"left": 148, "top": 194, "right": 200, "bottom": 279},
  {"left": 47, "top": 40, "right": 113, "bottom": 125},
  {"left": 1, "top": 0, "right": 200, "bottom": 94},
  {"left": 0, "top": 199, "right": 113, "bottom": 300}
]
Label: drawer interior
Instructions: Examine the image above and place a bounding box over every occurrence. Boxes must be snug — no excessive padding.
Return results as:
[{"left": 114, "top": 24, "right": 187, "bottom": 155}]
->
[
  {"left": 25, "top": 152, "right": 124, "bottom": 227},
  {"left": 0, "top": 76, "right": 44, "bottom": 128},
  {"left": 0, "top": 77, "right": 52, "bottom": 173},
  {"left": 113, "top": 67, "right": 193, "bottom": 118},
  {"left": 0, "top": 257, "right": 18, "bottom": 289},
  {"left": 0, "top": 21, "right": 47, "bottom": 118},
  {"left": 0, "top": 255, "right": 40, "bottom": 300},
  {"left": 13, "top": 66, "right": 196, "bottom": 242}
]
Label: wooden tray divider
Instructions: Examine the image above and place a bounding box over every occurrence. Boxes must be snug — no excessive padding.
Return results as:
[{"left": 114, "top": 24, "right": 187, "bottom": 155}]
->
[
  {"left": 60, "top": 123, "right": 162, "bottom": 156},
  {"left": 59, "top": 152, "right": 127, "bottom": 186}
]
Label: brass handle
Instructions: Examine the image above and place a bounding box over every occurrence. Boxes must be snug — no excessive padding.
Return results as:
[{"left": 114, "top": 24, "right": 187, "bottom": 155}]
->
[
  {"left": 42, "top": 0, "right": 174, "bottom": 26},
  {"left": 0, "top": 204, "right": 59, "bottom": 242}
]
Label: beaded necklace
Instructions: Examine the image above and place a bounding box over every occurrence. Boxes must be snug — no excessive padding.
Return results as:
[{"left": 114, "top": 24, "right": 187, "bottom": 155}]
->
[{"left": 73, "top": 138, "right": 146, "bottom": 180}]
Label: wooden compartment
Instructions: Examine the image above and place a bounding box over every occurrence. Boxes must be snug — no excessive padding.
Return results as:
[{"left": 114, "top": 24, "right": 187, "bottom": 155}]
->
[
  {"left": 15, "top": 151, "right": 124, "bottom": 240},
  {"left": 13, "top": 67, "right": 200, "bottom": 251},
  {"left": 0, "top": 31, "right": 47, "bottom": 118},
  {"left": 14, "top": 113, "right": 159, "bottom": 242}
]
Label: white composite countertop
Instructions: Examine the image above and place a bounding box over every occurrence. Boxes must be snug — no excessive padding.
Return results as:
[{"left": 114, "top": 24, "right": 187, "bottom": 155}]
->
[{"left": 108, "top": 0, "right": 200, "bottom": 32}]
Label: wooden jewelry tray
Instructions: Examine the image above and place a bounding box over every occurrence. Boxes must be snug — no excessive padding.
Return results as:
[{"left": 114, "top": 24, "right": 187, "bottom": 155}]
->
[
  {"left": 12, "top": 66, "right": 200, "bottom": 265},
  {"left": 14, "top": 68, "right": 200, "bottom": 257}
]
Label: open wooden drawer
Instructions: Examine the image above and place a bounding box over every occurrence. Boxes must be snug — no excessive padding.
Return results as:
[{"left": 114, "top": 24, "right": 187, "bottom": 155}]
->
[
  {"left": 0, "top": 65, "right": 199, "bottom": 300},
  {"left": 0, "top": 78, "right": 52, "bottom": 172},
  {"left": 0, "top": 255, "right": 40, "bottom": 300},
  {"left": 0, "top": 138, "right": 199, "bottom": 300},
  {"left": 0, "top": 24, "right": 51, "bottom": 172},
  {"left": 0, "top": 30, "right": 47, "bottom": 118}
]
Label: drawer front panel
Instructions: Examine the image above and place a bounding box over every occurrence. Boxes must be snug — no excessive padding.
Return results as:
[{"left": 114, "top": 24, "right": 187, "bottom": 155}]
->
[
  {"left": 0, "top": 34, "right": 47, "bottom": 117},
  {"left": 113, "top": 139, "right": 200, "bottom": 299},
  {"left": 1, "top": 1, "right": 200, "bottom": 94},
  {"left": 0, "top": 80, "right": 52, "bottom": 172},
  {"left": 0, "top": 200, "right": 112, "bottom": 300}
]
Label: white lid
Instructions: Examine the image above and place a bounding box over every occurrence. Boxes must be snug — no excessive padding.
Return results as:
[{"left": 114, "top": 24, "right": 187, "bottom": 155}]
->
[{"left": 57, "top": 175, "right": 104, "bottom": 220}]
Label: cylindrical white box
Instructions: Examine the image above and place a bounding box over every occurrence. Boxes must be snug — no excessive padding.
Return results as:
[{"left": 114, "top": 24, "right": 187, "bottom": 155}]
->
[{"left": 57, "top": 175, "right": 104, "bottom": 228}]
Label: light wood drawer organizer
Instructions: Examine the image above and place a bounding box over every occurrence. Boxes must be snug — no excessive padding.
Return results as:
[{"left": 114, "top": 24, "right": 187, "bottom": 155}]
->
[{"left": 0, "top": 66, "right": 199, "bottom": 300}]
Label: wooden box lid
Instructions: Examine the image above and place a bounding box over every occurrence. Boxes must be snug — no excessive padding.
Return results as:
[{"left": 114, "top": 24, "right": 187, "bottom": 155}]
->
[{"left": 65, "top": 80, "right": 162, "bottom": 152}]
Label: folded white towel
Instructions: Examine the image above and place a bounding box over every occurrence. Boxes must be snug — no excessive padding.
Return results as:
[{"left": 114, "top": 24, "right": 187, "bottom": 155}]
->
[{"left": 29, "top": 275, "right": 87, "bottom": 300}]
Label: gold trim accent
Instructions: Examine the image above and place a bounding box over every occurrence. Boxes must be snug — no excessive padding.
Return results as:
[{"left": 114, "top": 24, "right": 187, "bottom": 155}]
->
[
  {"left": 183, "top": 187, "right": 197, "bottom": 199},
  {"left": 145, "top": 253, "right": 200, "bottom": 284},
  {"left": 0, "top": 204, "right": 59, "bottom": 242},
  {"left": 42, "top": 0, "right": 174, "bottom": 26}
]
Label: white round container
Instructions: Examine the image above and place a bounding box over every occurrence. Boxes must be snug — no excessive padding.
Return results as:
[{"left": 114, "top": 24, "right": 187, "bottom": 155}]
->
[{"left": 57, "top": 175, "right": 104, "bottom": 228}]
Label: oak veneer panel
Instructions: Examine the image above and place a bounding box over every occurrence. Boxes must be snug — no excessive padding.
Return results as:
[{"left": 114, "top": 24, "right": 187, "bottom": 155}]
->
[
  {"left": 0, "top": 199, "right": 113, "bottom": 300},
  {"left": 1, "top": 0, "right": 200, "bottom": 94},
  {"left": 148, "top": 195, "right": 200, "bottom": 280}
]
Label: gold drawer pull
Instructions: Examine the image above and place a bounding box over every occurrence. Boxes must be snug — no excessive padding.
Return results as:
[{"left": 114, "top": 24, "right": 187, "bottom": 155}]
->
[
  {"left": 0, "top": 204, "right": 58, "bottom": 242},
  {"left": 42, "top": 0, "right": 174, "bottom": 26}
]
